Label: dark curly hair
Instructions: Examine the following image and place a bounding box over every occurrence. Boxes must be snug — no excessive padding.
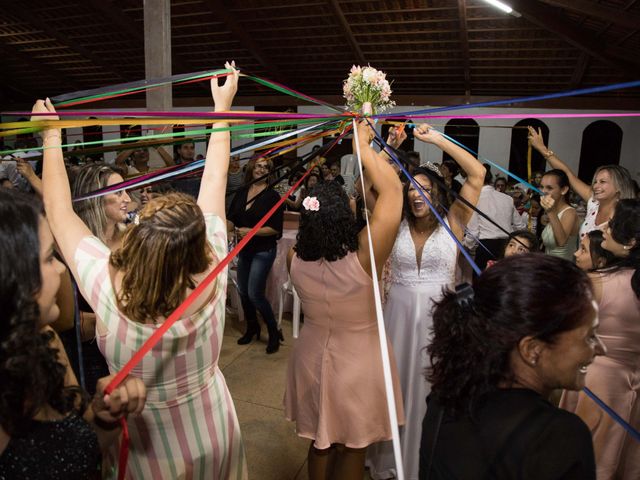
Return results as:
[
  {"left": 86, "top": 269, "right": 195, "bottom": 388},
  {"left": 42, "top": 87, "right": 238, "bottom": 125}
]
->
[
  {"left": 0, "top": 190, "right": 85, "bottom": 436},
  {"left": 295, "top": 181, "right": 358, "bottom": 261},
  {"left": 403, "top": 167, "right": 450, "bottom": 230},
  {"left": 598, "top": 198, "right": 640, "bottom": 299},
  {"left": 427, "top": 254, "right": 593, "bottom": 418}
]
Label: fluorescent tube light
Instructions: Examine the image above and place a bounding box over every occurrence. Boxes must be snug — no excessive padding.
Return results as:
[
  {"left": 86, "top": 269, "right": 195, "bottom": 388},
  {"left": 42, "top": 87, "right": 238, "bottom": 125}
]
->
[{"left": 481, "top": 0, "right": 513, "bottom": 14}]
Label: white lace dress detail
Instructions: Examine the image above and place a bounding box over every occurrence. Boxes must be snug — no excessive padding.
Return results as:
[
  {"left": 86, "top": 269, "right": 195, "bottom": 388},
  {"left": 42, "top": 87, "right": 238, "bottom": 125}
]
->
[
  {"left": 387, "top": 218, "right": 458, "bottom": 287},
  {"left": 367, "top": 218, "right": 458, "bottom": 480}
]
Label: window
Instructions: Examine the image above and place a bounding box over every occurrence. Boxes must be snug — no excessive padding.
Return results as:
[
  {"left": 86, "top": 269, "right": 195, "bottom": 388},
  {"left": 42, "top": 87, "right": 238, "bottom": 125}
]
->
[
  {"left": 509, "top": 119, "right": 549, "bottom": 181},
  {"left": 443, "top": 118, "right": 479, "bottom": 164},
  {"left": 578, "top": 120, "right": 622, "bottom": 183}
]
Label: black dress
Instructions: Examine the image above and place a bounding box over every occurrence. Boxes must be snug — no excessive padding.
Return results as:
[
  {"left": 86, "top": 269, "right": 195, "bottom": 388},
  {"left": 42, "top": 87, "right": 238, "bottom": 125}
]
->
[
  {"left": 419, "top": 389, "right": 596, "bottom": 480},
  {"left": 0, "top": 412, "right": 101, "bottom": 479}
]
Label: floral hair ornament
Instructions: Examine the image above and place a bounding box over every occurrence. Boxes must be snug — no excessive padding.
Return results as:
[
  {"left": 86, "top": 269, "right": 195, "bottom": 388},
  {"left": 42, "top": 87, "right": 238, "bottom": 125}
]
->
[{"left": 302, "top": 196, "right": 320, "bottom": 212}]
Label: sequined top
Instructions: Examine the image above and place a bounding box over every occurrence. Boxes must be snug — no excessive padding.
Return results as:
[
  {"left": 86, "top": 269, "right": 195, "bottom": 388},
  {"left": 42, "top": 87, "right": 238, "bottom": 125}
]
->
[{"left": 0, "top": 412, "right": 101, "bottom": 479}]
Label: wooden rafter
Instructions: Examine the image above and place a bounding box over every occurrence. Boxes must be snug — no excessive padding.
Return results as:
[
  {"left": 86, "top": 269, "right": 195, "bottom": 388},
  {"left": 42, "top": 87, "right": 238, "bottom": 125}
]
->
[
  {"left": 0, "top": 1, "right": 127, "bottom": 82},
  {"left": 0, "top": 42, "right": 80, "bottom": 92},
  {"left": 203, "top": 0, "right": 283, "bottom": 81},
  {"left": 457, "top": 0, "right": 471, "bottom": 96},
  {"left": 328, "top": 0, "right": 367, "bottom": 66},
  {"left": 538, "top": 0, "right": 640, "bottom": 30},
  {"left": 508, "top": 0, "right": 640, "bottom": 76}
]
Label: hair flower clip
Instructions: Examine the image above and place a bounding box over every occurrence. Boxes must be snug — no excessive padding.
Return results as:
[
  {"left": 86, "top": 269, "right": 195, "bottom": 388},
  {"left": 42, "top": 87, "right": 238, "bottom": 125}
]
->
[{"left": 302, "top": 196, "right": 320, "bottom": 212}]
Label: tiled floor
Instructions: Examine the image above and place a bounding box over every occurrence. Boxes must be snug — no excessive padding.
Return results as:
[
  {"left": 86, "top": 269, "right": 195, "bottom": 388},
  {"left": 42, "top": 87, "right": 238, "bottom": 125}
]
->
[
  {"left": 221, "top": 313, "right": 374, "bottom": 480},
  {"left": 221, "top": 313, "right": 310, "bottom": 480}
]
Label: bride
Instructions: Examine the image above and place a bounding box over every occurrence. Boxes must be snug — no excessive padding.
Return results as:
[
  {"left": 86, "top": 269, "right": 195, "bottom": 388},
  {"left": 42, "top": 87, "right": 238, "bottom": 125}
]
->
[{"left": 367, "top": 124, "right": 485, "bottom": 480}]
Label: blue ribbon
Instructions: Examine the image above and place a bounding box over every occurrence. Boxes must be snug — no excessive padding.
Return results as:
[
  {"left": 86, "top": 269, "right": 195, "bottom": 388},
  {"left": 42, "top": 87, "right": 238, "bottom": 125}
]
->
[
  {"left": 373, "top": 79, "right": 640, "bottom": 118},
  {"left": 366, "top": 120, "right": 482, "bottom": 276},
  {"left": 583, "top": 387, "right": 640, "bottom": 443}
]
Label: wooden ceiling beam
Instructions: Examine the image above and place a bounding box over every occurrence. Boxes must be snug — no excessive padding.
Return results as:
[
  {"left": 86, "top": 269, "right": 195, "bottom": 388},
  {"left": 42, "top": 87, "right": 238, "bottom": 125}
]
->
[
  {"left": 0, "top": 1, "right": 128, "bottom": 82},
  {"left": 328, "top": 0, "right": 367, "bottom": 65},
  {"left": 0, "top": 42, "right": 80, "bottom": 92},
  {"left": 537, "top": 0, "right": 640, "bottom": 30},
  {"left": 84, "top": 0, "right": 203, "bottom": 78},
  {"left": 507, "top": 0, "right": 640, "bottom": 75},
  {"left": 457, "top": 0, "right": 471, "bottom": 96},
  {"left": 203, "top": 0, "right": 284, "bottom": 81}
]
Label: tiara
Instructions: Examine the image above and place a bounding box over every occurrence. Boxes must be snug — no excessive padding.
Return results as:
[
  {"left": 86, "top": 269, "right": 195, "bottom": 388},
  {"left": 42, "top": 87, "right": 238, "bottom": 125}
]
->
[{"left": 420, "top": 161, "right": 442, "bottom": 176}]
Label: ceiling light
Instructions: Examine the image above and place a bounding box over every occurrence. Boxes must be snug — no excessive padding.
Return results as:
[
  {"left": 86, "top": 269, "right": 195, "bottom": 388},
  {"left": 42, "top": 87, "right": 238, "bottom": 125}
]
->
[{"left": 481, "top": 0, "right": 514, "bottom": 14}]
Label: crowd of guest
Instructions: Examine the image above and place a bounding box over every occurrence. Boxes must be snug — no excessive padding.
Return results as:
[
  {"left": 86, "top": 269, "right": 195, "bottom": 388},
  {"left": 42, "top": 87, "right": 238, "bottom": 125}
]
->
[{"left": 1, "top": 67, "right": 639, "bottom": 480}]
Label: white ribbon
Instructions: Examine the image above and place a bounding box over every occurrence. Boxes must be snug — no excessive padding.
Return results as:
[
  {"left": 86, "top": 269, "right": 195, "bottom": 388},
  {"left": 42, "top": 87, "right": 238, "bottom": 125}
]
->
[{"left": 352, "top": 118, "right": 404, "bottom": 480}]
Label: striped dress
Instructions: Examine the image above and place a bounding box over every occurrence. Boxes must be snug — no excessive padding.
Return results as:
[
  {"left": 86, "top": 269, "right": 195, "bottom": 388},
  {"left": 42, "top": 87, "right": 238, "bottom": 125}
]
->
[{"left": 75, "top": 214, "right": 247, "bottom": 480}]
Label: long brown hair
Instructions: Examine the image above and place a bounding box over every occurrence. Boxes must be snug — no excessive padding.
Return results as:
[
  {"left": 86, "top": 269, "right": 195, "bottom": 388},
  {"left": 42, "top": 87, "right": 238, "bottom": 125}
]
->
[{"left": 110, "top": 192, "right": 214, "bottom": 323}]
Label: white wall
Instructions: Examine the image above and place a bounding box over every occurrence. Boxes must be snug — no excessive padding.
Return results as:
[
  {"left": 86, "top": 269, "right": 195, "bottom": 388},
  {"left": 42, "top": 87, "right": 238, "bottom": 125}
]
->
[
  {"left": 298, "top": 105, "right": 640, "bottom": 182},
  {"left": 4, "top": 105, "right": 638, "bottom": 181}
]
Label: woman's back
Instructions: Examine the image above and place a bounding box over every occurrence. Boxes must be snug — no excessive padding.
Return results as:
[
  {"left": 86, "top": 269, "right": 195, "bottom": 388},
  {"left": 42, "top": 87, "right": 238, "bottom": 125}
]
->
[
  {"left": 74, "top": 214, "right": 247, "bottom": 478},
  {"left": 290, "top": 252, "right": 375, "bottom": 329}
]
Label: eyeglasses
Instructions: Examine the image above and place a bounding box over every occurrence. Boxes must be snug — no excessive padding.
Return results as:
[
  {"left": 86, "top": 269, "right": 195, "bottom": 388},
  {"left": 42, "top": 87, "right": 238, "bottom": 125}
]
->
[{"left": 254, "top": 164, "right": 270, "bottom": 171}]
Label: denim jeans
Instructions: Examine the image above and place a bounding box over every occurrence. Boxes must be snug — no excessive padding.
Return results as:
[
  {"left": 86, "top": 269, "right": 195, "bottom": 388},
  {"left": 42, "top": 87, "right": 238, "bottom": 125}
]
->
[{"left": 236, "top": 247, "right": 278, "bottom": 330}]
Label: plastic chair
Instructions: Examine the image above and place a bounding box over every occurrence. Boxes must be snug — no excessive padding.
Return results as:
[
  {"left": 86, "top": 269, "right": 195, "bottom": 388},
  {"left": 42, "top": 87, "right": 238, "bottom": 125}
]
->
[{"left": 278, "top": 276, "right": 302, "bottom": 339}]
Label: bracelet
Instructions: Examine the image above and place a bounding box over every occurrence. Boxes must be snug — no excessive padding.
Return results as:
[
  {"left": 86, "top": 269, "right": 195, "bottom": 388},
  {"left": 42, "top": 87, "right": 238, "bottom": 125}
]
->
[
  {"left": 92, "top": 414, "right": 122, "bottom": 431},
  {"left": 543, "top": 150, "right": 555, "bottom": 159}
]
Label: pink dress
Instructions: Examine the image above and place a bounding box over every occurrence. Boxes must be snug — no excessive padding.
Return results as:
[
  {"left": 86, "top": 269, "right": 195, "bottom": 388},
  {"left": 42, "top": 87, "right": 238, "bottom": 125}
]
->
[
  {"left": 560, "top": 269, "right": 640, "bottom": 480},
  {"left": 284, "top": 251, "right": 405, "bottom": 449}
]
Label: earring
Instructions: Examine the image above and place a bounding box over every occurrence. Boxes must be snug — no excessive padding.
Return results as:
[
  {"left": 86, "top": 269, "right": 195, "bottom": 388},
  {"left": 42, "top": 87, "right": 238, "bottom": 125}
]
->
[{"left": 531, "top": 359, "right": 538, "bottom": 366}]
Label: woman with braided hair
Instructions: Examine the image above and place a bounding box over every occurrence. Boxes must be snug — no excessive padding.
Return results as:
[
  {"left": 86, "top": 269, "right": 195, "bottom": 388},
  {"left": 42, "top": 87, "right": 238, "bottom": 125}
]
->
[{"left": 36, "top": 62, "right": 248, "bottom": 479}]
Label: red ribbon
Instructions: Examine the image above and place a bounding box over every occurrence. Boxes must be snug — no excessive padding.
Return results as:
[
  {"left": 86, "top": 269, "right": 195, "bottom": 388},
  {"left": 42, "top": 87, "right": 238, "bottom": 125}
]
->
[{"left": 105, "top": 127, "right": 350, "bottom": 479}]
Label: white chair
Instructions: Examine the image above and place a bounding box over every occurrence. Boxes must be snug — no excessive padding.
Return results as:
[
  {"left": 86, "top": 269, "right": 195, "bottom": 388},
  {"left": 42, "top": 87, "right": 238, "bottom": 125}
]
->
[
  {"left": 227, "top": 259, "right": 244, "bottom": 324},
  {"left": 278, "top": 276, "right": 302, "bottom": 339}
]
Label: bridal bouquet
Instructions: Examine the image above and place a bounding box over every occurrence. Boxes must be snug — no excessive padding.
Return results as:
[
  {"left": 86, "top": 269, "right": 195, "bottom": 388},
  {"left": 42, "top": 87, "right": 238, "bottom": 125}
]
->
[{"left": 343, "top": 65, "right": 395, "bottom": 115}]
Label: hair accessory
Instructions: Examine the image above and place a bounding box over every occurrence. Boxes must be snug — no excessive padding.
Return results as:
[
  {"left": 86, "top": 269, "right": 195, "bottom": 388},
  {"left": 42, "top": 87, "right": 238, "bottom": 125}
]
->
[
  {"left": 420, "top": 161, "right": 442, "bottom": 177},
  {"left": 302, "top": 196, "right": 320, "bottom": 212},
  {"left": 454, "top": 282, "right": 474, "bottom": 308},
  {"left": 133, "top": 214, "right": 140, "bottom": 226}
]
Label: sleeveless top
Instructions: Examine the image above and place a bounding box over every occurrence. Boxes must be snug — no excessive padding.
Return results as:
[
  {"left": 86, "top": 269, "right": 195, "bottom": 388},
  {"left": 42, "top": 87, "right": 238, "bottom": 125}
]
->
[
  {"left": 541, "top": 206, "right": 578, "bottom": 261},
  {"left": 579, "top": 197, "right": 608, "bottom": 239},
  {"left": 387, "top": 219, "right": 457, "bottom": 287},
  {"left": 0, "top": 412, "right": 101, "bottom": 479}
]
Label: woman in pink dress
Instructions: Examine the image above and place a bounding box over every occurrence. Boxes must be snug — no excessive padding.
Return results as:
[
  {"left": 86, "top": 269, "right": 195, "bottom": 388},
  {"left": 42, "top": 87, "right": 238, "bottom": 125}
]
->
[
  {"left": 561, "top": 198, "right": 640, "bottom": 479},
  {"left": 284, "top": 121, "right": 405, "bottom": 480}
]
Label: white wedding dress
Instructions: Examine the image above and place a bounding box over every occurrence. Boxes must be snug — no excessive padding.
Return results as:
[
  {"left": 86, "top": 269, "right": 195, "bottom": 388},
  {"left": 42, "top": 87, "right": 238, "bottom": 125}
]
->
[{"left": 367, "top": 218, "right": 458, "bottom": 480}]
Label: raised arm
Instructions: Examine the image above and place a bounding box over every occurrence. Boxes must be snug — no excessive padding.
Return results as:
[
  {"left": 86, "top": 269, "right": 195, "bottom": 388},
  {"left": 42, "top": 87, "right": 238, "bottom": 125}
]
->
[
  {"left": 355, "top": 120, "right": 403, "bottom": 278},
  {"left": 155, "top": 145, "right": 175, "bottom": 167},
  {"left": 528, "top": 126, "right": 591, "bottom": 202},
  {"left": 414, "top": 124, "right": 485, "bottom": 241},
  {"left": 197, "top": 61, "right": 239, "bottom": 217},
  {"left": 114, "top": 148, "right": 133, "bottom": 175},
  {"left": 16, "top": 158, "right": 43, "bottom": 197},
  {"left": 35, "top": 99, "right": 93, "bottom": 274},
  {"left": 540, "top": 195, "right": 577, "bottom": 247}
]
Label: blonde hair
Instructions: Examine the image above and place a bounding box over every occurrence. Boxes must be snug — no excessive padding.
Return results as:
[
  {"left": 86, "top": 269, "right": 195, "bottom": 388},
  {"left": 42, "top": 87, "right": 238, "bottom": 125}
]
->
[
  {"left": 110, "top": 192, "right": 214, "bottom": 323},
  {"left": 593, "top": 165, "right": 636, "bottom": 200},
  {"left": 72, "top": 164, "right": 124, "bottom": 242}
]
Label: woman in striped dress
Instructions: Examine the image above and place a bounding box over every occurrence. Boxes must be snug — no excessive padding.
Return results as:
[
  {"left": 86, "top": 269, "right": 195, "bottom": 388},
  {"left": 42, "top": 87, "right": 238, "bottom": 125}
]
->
[{"left": 36, "top": 62, "right": 248, "bottom": 479}]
